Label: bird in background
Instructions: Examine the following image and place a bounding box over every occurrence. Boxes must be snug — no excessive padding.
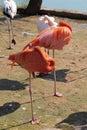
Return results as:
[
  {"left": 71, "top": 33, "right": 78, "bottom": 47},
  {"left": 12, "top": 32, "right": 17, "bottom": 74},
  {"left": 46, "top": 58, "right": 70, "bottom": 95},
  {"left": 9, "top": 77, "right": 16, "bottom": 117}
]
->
[
  {"left": 37, "top": 15, "right": 58, "bottom": 33},
  {"left": 8, "top": 46, "right": 55, "bottom": 124},
  {"left": 23, "top": 21, "right": 72, "bottom": 97},
  {"left": 2, "top": 0, "right": 17, "bottom": 49}
]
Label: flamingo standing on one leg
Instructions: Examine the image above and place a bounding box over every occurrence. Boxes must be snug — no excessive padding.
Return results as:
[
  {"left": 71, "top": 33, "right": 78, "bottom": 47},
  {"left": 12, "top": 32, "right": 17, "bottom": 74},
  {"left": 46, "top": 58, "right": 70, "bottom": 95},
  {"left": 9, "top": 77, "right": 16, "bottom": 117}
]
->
[
  {"left": 37, "top": 15, "right": 59, "bottom": 90},
  {"left": 8, "top": 46, "right": 55, "bottom": 124},
  {"left": 23, "top": 21, "right": 72, "bottom": 97},
  {"left": 2, "top": 0, "right": 17, "bottom": 49}
]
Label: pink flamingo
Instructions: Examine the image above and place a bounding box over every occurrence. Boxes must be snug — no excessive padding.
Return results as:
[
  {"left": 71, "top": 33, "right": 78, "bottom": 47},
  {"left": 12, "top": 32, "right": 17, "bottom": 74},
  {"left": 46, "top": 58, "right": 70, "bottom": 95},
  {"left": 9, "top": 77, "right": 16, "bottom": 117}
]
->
[
  {"left": 37, "top": 15, "right": 58, "bottom": 54},
  {"left": 8, "top": 46, "right": 55, "bottom": 124},
  {"left": 23, "top": 21, "right": 72, "bottom": 97}
]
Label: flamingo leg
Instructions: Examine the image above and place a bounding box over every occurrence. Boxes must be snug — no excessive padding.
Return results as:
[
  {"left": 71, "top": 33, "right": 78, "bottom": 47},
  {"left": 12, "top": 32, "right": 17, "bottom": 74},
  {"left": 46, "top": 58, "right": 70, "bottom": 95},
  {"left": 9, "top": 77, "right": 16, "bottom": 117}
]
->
[
  {"left": 7, "top": 19, "right": 11, "bottom": 49},
  {"left": 10, "top": 19, "right": 16, "bottom": 45},
  {"left": 29, "top": 73, "right": 40, "bottom": 124},
  {"left": 53, "top": 49, "right": 62, "bottom": 97}
]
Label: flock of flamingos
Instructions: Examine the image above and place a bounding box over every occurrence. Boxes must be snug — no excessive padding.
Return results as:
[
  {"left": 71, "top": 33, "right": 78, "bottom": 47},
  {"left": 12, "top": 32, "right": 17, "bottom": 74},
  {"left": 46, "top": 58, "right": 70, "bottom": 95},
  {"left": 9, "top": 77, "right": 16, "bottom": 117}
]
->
[{"left": 2, "top": 0, "right": 72, "bottom": 124}]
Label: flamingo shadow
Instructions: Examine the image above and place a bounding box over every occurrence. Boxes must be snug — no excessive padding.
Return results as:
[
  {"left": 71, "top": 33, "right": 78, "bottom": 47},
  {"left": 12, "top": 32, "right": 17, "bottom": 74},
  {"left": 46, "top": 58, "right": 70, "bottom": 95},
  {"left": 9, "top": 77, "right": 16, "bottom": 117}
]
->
[
  {"left": 37, "top": 69, "right": 70, "bottom": 83},
  {"left": 0, "top": 79, "right": 28, "bottom": 90},
  {"left": 0, "top": 102, "right": 20, "bottom": 117},
  {"left": 55, "top": 112, "right": 87, "bottom": 130},
  {"left": 0, "top": 101, "right": 31, "bottom": 129},
  {"left": 2, "top": 121, "right": 31, "bottom": 130}
]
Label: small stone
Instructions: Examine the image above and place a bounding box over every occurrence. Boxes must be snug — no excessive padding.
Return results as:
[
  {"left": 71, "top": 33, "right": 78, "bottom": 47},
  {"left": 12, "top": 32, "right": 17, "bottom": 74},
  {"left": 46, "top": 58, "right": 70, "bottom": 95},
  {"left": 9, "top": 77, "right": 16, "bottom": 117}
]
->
[{"left": 22, "top": 107, "right": 26, "bottom": 111}]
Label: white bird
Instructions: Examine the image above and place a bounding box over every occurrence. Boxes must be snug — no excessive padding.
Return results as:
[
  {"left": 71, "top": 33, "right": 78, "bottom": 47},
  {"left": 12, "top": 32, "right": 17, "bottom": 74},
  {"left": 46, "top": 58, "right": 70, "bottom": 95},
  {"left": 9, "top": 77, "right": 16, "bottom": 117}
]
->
[
  {"left": 37, "top": 15, "right": 58, "bottom": 33},
  {"left": 2, "top": 0, "right": 17, "bottom": 49}
]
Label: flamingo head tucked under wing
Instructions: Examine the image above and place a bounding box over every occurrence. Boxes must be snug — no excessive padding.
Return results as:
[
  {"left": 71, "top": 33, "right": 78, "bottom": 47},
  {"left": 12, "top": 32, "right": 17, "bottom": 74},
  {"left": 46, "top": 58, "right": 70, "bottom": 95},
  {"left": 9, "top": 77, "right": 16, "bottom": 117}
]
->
[{"left": 8, "top": 46, "right": 55, "bottom": 73}]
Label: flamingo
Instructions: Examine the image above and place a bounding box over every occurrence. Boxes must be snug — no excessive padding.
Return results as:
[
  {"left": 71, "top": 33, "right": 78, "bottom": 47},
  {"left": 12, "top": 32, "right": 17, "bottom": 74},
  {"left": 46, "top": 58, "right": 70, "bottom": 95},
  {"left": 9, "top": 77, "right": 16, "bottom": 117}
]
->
[
  {"left": 2, "top": 0, "right": 17, "bottom": 49},
  {"left": 37, "top": 15, "right": 58, "bottom": 54},
  {"left": 37, "top": 15, "right": 58, "bottom": 33},
  {"left": 8, "top": 46, "right": 55, "bottom": 124},
  {"left": 23, "top": 21, "right": 72, "bottom": 97}
]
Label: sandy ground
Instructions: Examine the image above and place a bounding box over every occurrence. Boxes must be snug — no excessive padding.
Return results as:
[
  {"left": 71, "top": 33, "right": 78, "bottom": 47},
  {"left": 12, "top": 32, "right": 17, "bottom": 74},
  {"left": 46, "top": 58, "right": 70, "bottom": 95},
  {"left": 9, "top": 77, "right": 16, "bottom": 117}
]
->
[{"left": 0, "top": 8, "right": 87, "bottom": 130}]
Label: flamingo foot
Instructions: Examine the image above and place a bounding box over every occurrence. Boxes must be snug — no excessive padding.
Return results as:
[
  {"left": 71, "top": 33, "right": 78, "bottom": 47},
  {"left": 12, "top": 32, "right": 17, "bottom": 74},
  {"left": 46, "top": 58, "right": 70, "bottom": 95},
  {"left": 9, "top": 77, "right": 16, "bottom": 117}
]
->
[
  {"left": 31, "top": 119, "right": 40, "bottom": 124},
  {"left": 54, "top": 92, "right": 63, "bottom": 97},
  {"left": 12, "top": 39, "right": 16, "bottom": 45}
]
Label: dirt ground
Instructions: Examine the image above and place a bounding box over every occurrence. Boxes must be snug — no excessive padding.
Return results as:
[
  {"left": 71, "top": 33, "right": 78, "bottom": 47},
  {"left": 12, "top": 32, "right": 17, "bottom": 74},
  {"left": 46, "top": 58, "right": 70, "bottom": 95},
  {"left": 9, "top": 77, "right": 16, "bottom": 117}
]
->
[{"left": 0, "top": 7, "right": 87, "bottom": 130}]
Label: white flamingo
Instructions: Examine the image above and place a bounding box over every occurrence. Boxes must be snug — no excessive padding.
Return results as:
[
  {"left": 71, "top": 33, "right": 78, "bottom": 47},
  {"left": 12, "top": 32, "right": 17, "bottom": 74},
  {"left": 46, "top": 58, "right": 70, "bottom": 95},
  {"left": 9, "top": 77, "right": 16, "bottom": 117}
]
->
[
  {"left": 37, "top": 15, "right": 58, "bottom": 33},
  {"left": 2, "top": 0, "right": 17, "bottom": 49}
]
